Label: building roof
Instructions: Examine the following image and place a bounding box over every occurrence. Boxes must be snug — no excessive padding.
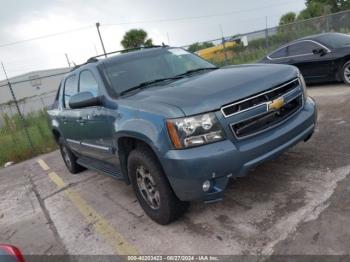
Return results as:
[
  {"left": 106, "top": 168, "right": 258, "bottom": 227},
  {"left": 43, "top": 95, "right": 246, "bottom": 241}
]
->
[{"left": 0, "top": 67, "right": 70, "bottom": 85}]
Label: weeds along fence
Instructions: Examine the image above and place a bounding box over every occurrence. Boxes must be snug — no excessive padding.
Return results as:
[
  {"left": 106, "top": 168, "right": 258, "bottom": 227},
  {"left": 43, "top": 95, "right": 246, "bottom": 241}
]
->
[
  {"left": 0, "top": 72, "right": 66, "bottom": 167},
  {"left": 182, "top": 9, "right": 350, "bottom": 66}
]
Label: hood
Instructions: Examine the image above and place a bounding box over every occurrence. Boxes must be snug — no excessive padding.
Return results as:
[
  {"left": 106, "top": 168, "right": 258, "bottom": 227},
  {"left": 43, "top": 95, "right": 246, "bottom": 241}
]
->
[{"left": 124, "top": 64, "right": 299, "bottom": 116}]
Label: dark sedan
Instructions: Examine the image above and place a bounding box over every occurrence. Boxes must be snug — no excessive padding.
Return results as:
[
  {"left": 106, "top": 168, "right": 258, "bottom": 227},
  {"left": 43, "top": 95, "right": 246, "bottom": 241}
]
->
[{"left": 259, "top": 33, "right": 350, "bottom": 85}]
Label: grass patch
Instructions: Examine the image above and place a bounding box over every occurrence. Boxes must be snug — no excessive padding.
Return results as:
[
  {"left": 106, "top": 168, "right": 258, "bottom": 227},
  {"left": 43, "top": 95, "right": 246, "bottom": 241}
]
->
[{"left": 0, "top": 110, "right": 57, "bottom": 167}]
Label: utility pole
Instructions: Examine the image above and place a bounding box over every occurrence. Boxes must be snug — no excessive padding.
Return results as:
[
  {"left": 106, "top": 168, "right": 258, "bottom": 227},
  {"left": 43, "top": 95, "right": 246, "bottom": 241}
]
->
[
  {"left": 265, "top": 16, "right": 269, "bottom": 52},
  {"left": 1, "top": 62, "right": 35, "bottom": 153},
  {"left": 65, "top": 53, "right": 71, "bottom": 68},
  {"left": 219, "top": 24, "right": 228, "bottom": 66},
  {"left": 96, "top": 22, "right": 107, "bottom": 58}
]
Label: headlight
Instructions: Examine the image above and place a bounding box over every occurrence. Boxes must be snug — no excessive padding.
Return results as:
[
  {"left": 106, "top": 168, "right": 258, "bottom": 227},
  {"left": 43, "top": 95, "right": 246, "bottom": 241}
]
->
[
  {"left": 298, "top": 71, "right": 308, "bottom": 97},
  {"left": 166, "top": 112, "right": 225, "bottom": 149}
]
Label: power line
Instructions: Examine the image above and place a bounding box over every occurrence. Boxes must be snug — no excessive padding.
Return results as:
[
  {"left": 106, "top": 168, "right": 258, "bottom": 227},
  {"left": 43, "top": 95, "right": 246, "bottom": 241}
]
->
[
  {"left": 0, "top": 25, "right": 94, "bottom": 48},
  {"left": 103, "top": 0, "right": 300, "bottom": 26},
  {"left": 0, "top": 0, "right": 301, "bottom": 49}
]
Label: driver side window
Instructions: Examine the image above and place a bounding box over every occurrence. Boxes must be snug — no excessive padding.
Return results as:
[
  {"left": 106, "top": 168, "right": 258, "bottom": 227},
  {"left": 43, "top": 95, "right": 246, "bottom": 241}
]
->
[
  {"left": 79, "top": 70, "right": 99, "bottom": 97},
  {"left": 64, "top": 75, "right": 78, "bottom": 109}
]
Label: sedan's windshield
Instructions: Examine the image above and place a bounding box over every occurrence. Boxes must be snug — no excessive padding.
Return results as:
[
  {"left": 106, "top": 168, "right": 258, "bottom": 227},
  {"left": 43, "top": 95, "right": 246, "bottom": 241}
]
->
[
  {"left": 103, "top": 48, "right": 216, "bottom": 95},
  {"left": 317, "top": 33, "right": 350, "bottom": 48}
]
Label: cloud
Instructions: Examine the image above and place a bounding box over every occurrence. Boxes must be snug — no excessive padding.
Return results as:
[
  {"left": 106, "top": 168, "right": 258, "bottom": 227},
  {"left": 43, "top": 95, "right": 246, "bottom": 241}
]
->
[{"left": 0, "top": 0, "right": 306, "bottom": 77}]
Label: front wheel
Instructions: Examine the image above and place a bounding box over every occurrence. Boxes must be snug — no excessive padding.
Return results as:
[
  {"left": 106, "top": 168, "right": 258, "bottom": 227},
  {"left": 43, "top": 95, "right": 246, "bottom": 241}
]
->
[
  {"left": 128, "top": 146, "right": 189, "bottom": 225},
  {"left": 342, "top": 61, "right": 350, "bottom": 85},
  {"left": 59, "top": 138, "right": 85, "bottom": 174}
]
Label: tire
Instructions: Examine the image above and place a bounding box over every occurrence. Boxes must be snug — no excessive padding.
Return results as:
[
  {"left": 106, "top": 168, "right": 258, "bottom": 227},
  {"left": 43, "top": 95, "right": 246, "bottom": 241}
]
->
[
  {"left": 342, "top": 60, "right": 350, "bottom": 85},
  {"left": 128, "top": 146, "right": 189, "bottom": 225},
  {"left": 59, "top": 138, "right": 85, "bottom": 174}
]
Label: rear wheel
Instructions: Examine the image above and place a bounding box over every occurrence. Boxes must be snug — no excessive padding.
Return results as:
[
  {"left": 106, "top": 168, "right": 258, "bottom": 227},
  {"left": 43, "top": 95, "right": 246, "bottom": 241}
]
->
[
  {"left": 128, "top": 146, "right": 189, "bottom": 225},
  {"left": 59, "top": 138, "right": 85, "bottom": 174},
  {"left": 342, "top": 61, "right": 350, "bottom": 85}
]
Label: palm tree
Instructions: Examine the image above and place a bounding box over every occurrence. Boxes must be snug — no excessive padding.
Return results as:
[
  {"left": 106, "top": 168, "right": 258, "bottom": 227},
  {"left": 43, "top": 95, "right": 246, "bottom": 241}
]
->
[{"left": 121, "top": 29, "right": 153, "bottom": 49}]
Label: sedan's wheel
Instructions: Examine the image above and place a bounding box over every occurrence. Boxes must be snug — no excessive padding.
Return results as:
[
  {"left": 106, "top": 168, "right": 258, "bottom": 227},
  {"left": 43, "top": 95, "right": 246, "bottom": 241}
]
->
[
  {"left": 342, "top": 61, "right": 350, "bottom": 85},
  {"left": 59, "top": 138, "right": 85, "bottom": 174},
  {"left": 128, "top": 146, "right": 189, "bottom": 225}
]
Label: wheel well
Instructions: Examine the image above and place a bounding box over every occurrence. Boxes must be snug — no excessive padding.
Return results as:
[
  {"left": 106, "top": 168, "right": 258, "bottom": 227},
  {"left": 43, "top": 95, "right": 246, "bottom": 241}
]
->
[
  {"left": 52, "top": 129, "right": 61, "bottom": 143},
  {"left": 117, "top": 137, "right": 158, "bottom": 184}
]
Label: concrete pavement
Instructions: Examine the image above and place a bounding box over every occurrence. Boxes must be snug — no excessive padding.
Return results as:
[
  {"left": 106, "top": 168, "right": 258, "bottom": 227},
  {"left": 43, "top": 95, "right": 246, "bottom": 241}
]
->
[{"left": 0, "top": 84, "right": 349, "bottom": 257}]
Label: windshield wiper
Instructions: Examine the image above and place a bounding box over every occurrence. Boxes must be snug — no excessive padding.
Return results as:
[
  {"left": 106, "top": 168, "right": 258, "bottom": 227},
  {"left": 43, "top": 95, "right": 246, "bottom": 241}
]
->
[
  {"left": 120, "top": 76, "right": 184, "bottom": 96},
  {"left": 176, "top": 67, "right": 218, "bottom": 77}
]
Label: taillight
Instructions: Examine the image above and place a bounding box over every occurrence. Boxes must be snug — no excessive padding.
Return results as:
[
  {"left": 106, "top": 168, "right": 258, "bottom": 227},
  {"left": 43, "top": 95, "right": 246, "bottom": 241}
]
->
[{"left": 0, "top": 245, "right": 25, "bottom": 262}]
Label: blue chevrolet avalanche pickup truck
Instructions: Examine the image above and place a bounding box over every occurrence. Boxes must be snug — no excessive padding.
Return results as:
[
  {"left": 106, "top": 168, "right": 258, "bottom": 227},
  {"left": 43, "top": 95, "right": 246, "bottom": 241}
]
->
[{"left": 48, "top": 46, "right": 317, "bottom": 224}]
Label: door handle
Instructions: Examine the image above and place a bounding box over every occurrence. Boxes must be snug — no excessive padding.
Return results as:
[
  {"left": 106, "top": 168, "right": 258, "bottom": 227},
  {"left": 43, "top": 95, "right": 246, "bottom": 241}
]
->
[{"left": 62, "top": 117, "right": 67, "bottom": 124}]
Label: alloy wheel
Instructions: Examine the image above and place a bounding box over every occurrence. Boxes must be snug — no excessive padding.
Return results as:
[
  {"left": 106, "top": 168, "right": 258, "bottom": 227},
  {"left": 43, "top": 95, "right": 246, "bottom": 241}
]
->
[
  {"left": 344, "top": 64, "right": 350, "bottom": 83},
  {"left": 136, "top": 165, "right": 161, "bottom": 210}
]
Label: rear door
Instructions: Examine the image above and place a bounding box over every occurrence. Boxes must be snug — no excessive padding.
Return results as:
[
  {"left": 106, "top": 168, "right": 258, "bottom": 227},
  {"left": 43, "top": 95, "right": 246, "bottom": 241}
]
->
[{"left": 286, "top": 41, "right": 333, "bottom": 81}]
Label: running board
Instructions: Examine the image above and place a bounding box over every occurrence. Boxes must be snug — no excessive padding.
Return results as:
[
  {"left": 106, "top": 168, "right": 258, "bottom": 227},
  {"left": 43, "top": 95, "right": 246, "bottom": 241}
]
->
[{"left": 77, "top": 157, "right": 123, "bottom": 179}]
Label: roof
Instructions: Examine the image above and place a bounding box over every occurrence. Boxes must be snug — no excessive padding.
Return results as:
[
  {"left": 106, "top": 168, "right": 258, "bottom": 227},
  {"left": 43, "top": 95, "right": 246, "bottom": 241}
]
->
[
  {"left": 0, "top": 67, "right": 69, "bottom": 85},
  {"left": 291, "top": 32, "right": 341, "bottom": 43},
  {"left": 70, "top": 46, "right": 170, "bottom": 73}
]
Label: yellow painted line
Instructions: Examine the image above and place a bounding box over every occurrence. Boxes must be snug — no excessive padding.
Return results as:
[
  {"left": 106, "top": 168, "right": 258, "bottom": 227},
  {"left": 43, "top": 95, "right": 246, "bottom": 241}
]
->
[
  {"left": 37, "top": 159, "right": 50, "bottom": 171},
  {"left": 47, "top": 172, "right": 139, "bottom": 255}
]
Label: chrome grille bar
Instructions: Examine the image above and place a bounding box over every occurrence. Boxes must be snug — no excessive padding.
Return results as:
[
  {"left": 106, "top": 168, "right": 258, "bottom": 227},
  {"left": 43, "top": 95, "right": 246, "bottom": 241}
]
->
[{"left": 221, "top": 78, "right": 300, "bottom": 118}]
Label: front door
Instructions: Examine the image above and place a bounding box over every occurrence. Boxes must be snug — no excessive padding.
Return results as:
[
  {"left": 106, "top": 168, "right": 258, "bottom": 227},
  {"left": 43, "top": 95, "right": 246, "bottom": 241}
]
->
[
  {"left": 287, "top": 41, "right": 333, "bottom": 81},
  {"left": 60, "top": 74, "right": 82, "bottom": 153},
  {"left": 76, "top": 69, "right": 120, "bottom": 167}
]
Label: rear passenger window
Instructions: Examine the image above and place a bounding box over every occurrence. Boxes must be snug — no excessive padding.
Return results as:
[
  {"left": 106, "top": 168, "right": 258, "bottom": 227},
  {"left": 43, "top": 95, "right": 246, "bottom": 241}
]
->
[
  {"left": 269, "top": 47, "right": 287, "bottom": 59},
  {"left": 79, "top": 70, "right": 99, "bottom": 97},
  {"left": 64, "top": 75, "right": 78, "bottom": 108},
  {"left": 288, "top": 41, "right": 320, "bottom": 56}
]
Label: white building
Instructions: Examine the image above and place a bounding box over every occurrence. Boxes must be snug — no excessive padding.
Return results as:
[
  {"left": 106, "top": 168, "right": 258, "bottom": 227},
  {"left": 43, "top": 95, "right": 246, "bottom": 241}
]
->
[{"left": 0, "top": 67, "right": 69, "bottom": 105}]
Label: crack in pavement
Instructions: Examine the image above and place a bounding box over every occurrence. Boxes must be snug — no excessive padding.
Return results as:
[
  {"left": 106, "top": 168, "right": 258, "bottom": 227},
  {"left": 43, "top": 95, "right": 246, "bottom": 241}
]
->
[
  {"left": 26, "top": 172, "right": 69, "bottom": 255},
  {"left": 42, "top": 174, "right": 100, "bottom": 201}
]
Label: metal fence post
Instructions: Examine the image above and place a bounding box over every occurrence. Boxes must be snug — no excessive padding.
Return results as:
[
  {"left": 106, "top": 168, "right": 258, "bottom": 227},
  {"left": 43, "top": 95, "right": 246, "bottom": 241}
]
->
[
  {"left": 265, "top": 16, "right": 269, "bottom": 53},
  {"left": 219, "top": 25, "right": 228, "bottom": 66},
  {"left": 1, "top": 62, "right": 36, "bottom": 154}
]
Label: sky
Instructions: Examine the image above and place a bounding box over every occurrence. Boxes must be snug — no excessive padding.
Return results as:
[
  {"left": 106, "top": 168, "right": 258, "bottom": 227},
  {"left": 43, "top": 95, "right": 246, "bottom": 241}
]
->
[{"left": 0, "top": 0, "right": 306, "bottom": 78}]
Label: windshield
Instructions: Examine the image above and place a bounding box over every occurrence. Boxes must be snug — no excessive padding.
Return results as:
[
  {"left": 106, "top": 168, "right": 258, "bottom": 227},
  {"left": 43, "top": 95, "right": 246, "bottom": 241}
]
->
[
  {"left": 317, "top": 33, "right": 350, "bottom": 48},
  {"left": 103, "top": 48, "right": 216, "bottom": 95}
]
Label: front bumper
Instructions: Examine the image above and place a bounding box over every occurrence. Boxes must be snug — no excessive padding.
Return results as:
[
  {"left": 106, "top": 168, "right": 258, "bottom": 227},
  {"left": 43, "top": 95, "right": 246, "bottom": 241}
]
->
[{"left": 161, "top": 97, "right": 317, "bottom": 202}]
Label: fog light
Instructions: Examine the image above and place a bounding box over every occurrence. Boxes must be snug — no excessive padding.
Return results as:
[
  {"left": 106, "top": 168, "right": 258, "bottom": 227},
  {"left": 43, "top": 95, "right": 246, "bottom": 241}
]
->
[{"left": 202, "top": 180, "right": 211, "bottom": 192}]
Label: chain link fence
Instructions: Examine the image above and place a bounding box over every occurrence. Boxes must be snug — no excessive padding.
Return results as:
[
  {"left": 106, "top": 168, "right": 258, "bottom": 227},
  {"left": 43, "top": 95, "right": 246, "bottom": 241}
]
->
[
  {"left": 1, "top": 9, "right": 350, "bottom": 167},
  {"left": 0, "top": 73, "right": 66, "bottom": 167},
  {"left": 182, "top": 9, "right": 350, "bottom": 66}
]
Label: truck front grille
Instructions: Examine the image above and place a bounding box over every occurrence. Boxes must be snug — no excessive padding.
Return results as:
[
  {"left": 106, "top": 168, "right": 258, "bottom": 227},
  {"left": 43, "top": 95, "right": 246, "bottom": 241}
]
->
[
  {"left": 220, "top": 78, "right": 304, "bottom": 139},
  {"left": 231, "top": 95, "right": 303, "bottom": 138},
  {"left": 221, "top": 78, "right": 300, "bottom": 118}
]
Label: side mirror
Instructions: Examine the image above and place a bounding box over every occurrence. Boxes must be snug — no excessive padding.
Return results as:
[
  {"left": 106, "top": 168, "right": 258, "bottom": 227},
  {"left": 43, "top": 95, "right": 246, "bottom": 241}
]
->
[
  {"left": 0, "top": 244, "right": 25, "bottom": 262},
  {"left": 312, "top": 48, "right": 328, "bottom": 56},
  {"left": 69, "top": 92, "right": 102, "bottom": 109}
]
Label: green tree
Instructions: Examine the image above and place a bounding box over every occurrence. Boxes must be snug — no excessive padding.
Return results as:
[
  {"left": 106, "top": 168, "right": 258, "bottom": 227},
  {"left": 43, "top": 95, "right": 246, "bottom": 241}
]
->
[
  {"left": 279, "top": 12, "right": 297, "bottom": 26},
  {"left": 188, "top": 42, "right": 214, "bottom": 53},
  {"left": 121, "top": 29, "right": 153, "bottom": 49},
  {"left": 306, "top": 0, "right": 350, "bottom": 13},
  {"left": 297, "top": 1, "right": 331, "bottom": 20}
]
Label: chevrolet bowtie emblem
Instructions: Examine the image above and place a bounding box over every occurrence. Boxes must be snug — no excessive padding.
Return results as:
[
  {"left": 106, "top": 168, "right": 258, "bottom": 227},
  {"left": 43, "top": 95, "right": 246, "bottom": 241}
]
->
[{"left": 268, "top": 97, "right": 285, "bottom": 111}]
